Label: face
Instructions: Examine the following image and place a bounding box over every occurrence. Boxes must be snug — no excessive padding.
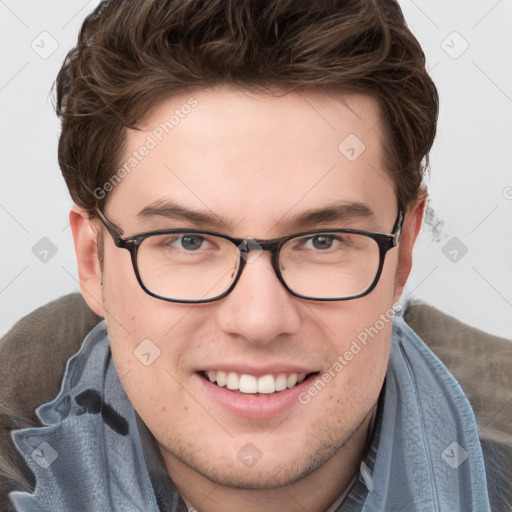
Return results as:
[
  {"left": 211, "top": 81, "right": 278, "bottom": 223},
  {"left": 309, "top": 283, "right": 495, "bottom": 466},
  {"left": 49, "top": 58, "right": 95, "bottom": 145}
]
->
[{"left": 73, "top": 87, "right": 420, "bottom": 493}]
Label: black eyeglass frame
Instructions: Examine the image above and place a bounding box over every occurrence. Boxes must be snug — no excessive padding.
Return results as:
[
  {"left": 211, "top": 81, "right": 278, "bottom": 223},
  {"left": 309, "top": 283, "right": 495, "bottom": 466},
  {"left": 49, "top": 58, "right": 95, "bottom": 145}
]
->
[{"left": 95, "top": 207, "right": 404, "bottom": 304}]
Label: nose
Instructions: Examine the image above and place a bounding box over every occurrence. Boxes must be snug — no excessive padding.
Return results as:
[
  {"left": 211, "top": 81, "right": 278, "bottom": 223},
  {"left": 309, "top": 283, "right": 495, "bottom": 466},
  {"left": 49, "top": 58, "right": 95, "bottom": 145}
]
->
[{"left": 215, "top": 251, "right": 301, "bottom": 345}]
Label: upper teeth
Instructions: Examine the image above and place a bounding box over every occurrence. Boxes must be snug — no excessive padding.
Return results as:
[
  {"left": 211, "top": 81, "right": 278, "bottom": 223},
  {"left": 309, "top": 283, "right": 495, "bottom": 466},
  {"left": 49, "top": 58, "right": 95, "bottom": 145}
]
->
[{"left": 206, "top": 371, "right": 307, "bottom": 394}]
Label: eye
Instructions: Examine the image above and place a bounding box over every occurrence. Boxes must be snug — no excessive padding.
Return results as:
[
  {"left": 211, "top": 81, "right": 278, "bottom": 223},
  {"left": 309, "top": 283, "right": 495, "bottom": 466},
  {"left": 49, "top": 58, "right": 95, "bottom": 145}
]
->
[
  {"left": 302, "top": 234, "right": 341, "bottom": 251},
  {"left": 174, "top": 234, "right": 207, "bottom": 251},
  {"left": 313, "top": 235, "right": 334, "bottom": 250},
  {"left": 156, "top": 234, "right": 209, "bottom": 251}
]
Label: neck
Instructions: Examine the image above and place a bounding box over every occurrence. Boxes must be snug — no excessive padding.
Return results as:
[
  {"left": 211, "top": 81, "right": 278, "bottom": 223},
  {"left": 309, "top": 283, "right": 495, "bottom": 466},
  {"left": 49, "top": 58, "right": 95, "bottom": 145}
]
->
[{"left": 161, "top": 406, "right": 376, "bottom": 512}]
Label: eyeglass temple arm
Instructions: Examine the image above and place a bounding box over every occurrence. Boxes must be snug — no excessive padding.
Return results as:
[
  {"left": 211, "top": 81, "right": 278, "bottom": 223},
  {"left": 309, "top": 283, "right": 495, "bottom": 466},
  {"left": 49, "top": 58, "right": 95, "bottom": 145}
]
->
[
  {"left": 392, "top": 209, "right": 405, "bottom": 245},
  {"left": 95, "top": 207, "right": 124, "bottom": 242}
]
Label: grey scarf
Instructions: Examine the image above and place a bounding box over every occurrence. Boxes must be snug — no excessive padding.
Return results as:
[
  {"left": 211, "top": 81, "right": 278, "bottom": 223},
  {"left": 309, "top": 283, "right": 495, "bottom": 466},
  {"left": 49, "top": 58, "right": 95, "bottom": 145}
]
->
[{"left": 9, "top": 319, "right": 491, "bottom": 511}]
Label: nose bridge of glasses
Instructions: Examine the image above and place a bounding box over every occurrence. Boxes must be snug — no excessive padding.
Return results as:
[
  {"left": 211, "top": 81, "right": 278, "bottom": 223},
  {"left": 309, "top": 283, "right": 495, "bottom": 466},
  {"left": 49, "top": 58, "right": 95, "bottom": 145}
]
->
[
  {"left": 230, "top": 236, "right": 289, "bottom": 301},
  {"left": 235, "top": 237, "right": 283, "bottom": 285},
  {"left": 236, "top": 237, "right": 279, "bottom": 255}
]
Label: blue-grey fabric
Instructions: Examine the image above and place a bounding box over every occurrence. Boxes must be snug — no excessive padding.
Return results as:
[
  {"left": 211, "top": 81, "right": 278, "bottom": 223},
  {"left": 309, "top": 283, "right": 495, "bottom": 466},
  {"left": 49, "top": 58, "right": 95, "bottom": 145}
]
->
[
  {"left": 9, "top": 322, "right": 167, "bottom": 512},
  {"left": 338, "top": 318, "right": 491, "bottom": 511},
  {"left": 9, "top": 318, "right": 490, "bottom": 511}
]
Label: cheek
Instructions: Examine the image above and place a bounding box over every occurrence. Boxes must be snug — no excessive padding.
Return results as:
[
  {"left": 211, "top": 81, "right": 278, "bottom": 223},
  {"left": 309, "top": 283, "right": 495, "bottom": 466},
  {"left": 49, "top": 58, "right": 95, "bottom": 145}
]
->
[
  {"left": 301, "top": 253, "right": 399, "bottom": 417},
  {"left": 105, "top": 306, "right": 195, "bottom": 444},
  {"left": 317, "top": 244, "right": 399, "bottom": 351},
  {"left": 295, "top": 314, "right": 391, "bottom": 451},
  {"left": 331, "top": 298, "right": 393, "bottom": 386},
  {"left": 100, "top": 243, "right": 194, "bottom": 340},
  {"left": 99, "top": 252, "right": 195, "bottom": 410}
]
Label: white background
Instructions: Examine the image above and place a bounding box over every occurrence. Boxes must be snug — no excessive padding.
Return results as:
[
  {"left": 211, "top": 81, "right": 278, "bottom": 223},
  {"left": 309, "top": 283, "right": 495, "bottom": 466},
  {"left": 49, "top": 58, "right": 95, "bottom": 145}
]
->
[{"left": 1, "top": 0, "right": 511, "bottom": 340}]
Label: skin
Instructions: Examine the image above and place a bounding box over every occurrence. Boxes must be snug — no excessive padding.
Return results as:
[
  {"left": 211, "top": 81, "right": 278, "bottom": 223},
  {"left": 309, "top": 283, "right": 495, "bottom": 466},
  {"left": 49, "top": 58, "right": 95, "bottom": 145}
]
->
[{"left": 71, "top": 87, "right": 425, "bottom": 512}]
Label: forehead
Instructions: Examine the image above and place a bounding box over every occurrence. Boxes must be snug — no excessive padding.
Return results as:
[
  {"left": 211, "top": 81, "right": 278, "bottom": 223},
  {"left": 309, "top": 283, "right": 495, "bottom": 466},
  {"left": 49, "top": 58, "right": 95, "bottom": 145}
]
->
[{"left": 108, "top": 87, "right": 396, "bottom": 234}]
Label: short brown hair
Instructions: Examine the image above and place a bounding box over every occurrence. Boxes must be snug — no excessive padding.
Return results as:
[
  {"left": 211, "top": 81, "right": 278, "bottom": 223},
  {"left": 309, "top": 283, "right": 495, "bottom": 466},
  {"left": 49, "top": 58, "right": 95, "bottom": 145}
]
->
[{"left": 55, "top": 0, "right": 438, "bottom": 215}]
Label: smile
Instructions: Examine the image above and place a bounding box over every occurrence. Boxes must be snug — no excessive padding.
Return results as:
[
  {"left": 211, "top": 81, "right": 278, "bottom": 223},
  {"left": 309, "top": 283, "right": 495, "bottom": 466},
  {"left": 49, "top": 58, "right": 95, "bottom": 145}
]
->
[{"left": 203, "top": 371, "right": 309, "bottom": 394}]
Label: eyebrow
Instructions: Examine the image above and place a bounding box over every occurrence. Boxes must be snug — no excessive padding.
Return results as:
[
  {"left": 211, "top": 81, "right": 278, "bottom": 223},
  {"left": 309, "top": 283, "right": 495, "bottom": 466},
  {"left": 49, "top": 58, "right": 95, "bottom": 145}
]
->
[
  {"left": 278, "top": 201, "right": 375, "bottom": 231},
  {"left": 137, "top": 200, "right": 234, "bottom": 231},
  {"left": 137, "top": 199, "right": 375, "bottom": 233}
]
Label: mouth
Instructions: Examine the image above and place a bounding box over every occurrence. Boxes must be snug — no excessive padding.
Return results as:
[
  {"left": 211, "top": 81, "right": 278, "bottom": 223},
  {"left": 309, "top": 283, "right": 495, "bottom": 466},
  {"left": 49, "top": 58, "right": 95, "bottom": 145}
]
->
[
  {"left": 200, "top": 370, "right": 318, "bottom": 395},
  {"left": 196, "top": 365, "right": 321, "bottom": 418}
]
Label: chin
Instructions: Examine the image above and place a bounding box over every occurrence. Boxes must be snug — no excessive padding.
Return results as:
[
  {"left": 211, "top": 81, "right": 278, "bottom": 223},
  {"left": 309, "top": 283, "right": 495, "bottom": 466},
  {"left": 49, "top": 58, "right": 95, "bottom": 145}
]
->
[{"left": 161, "top": 427, "right": 345, "bottom": 490}]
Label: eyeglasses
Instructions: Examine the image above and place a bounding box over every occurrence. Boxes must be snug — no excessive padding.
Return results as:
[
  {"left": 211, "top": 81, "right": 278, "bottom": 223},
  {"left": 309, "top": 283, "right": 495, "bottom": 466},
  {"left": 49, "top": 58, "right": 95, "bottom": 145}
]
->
[{"left": 96, "top": 207, "right": 404, "bottom": 303}]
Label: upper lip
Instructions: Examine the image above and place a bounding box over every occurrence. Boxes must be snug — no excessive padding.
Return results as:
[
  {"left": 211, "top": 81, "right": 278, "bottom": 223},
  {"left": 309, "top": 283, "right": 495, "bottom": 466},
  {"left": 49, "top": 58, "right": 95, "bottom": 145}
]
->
[{"left": 199, "top": 364, "right": 317, "bottom": 377}]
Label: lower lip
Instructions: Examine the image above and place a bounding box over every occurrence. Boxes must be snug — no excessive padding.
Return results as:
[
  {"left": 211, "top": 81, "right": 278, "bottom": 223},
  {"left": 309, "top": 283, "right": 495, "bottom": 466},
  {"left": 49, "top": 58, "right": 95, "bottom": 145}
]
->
[{"left": 197, "top": 373, "right": 317, "bottom": 419}]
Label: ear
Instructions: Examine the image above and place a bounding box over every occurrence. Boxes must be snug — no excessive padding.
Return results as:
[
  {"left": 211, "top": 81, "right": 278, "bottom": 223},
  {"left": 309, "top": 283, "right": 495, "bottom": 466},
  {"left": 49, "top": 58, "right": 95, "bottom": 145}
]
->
[
  {"left": 69, "top": 205, "right": 106, "bottom": 317},
  {"left": 393, "top": 192, "right": 427, "bottom": 303}
]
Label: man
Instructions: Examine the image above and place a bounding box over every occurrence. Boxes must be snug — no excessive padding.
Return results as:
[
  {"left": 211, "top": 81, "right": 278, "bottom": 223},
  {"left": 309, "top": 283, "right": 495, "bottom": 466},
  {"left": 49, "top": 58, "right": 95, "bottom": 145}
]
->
[{"left": 4, "top": 0, "right": 495, "bottom": 510}]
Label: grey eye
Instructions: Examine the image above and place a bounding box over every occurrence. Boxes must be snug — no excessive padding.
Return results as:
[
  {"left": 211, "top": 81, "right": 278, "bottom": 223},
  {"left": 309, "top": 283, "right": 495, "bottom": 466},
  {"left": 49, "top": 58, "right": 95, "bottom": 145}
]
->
[
  {"left": 310, "top": 235, "right": 335, "bottom": 250},
  {"left": 180, "top": 235, "right": 205, "bottom": 250}
]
